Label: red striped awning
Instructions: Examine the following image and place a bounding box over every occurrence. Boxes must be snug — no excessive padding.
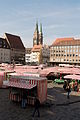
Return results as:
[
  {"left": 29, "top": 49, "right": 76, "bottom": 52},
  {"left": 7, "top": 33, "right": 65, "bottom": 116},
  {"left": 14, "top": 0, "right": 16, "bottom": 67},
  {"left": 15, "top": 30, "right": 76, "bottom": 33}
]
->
[{"left": 4, "top": 81, "right": 36, "bottom": 89}]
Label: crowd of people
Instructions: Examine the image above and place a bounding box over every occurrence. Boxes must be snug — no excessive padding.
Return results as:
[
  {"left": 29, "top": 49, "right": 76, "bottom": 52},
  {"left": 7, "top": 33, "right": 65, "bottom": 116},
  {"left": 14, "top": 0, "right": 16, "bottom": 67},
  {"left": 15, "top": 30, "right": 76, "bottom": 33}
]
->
[{"left": 63, "top": 79, "right": 79, "bottom": 99}]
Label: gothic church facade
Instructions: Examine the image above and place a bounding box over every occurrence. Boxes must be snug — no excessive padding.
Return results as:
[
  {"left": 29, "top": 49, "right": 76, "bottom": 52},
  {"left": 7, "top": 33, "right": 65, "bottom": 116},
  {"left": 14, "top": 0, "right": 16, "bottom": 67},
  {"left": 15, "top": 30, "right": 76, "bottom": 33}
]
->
[{"left": 33, "top": 22, "right": 43, "bottom": 46}]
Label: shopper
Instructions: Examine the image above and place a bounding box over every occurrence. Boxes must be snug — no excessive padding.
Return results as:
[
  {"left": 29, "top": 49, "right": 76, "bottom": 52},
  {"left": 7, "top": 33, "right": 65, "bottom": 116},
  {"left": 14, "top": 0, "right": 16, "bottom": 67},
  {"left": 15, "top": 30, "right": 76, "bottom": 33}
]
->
[
  {"left": 32, "top": 96, "right": 40, "bottom": 117},
  {"left": 21, "top": 90, "right": 27, "bottom": 108},
  {"left": 67, "top": 83, "right": 71, "bottom": 99}
]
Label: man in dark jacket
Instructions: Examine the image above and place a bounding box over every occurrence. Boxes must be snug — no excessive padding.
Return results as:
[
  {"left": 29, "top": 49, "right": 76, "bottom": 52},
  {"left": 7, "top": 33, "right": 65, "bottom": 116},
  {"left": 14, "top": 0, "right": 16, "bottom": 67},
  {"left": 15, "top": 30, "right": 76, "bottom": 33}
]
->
[{"left": 32, "top": 97, "right": 40, "bottom": 117}]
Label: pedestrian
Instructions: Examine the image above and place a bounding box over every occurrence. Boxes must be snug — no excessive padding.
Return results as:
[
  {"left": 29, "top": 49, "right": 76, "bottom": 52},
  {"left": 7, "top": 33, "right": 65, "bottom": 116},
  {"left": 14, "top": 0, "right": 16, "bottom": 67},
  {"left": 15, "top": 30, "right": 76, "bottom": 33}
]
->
[
  {"left": 67, "top": 83, "right": 71, "bottom": 99},
  {"left": 74, "top": 80, "right": 78, "bottom": 91},
  {"left": 63, "top": 80, "right": 67, "bottom": 90},
  {"left": 21, "top": 90, "right": 27, "bottom": 108},
  {"left": 32, "top": 96, "right": 40, "bottom": 117}
]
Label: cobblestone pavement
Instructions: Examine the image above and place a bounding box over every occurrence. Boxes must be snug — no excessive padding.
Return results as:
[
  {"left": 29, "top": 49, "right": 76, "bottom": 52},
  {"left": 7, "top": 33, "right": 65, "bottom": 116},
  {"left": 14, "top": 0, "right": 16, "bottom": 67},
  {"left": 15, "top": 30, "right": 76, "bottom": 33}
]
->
[{"left": 0, "top": 83, "right": 80, "bottom": 120}]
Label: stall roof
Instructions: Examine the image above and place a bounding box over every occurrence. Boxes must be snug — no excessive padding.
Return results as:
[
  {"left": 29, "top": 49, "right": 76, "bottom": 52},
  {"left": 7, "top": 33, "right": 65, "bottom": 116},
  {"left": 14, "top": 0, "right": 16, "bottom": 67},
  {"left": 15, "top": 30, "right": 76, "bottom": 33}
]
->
[
  {"left": 4, "top": 81, "right": 36, "bottom": 89},
  {"left": 9, "top": 74, "right": 47, "bottom": 81},
  {"left": 64, "top": 74, "right": 80, "bottom": 80}
]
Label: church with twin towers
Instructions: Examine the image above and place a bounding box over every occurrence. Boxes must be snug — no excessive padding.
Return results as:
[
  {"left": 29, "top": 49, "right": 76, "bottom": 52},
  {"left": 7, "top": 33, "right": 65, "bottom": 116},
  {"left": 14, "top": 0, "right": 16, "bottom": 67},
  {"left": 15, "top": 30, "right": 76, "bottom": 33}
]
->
[{"left": 33, "top": 22, "right": 43, "bottom": 46}]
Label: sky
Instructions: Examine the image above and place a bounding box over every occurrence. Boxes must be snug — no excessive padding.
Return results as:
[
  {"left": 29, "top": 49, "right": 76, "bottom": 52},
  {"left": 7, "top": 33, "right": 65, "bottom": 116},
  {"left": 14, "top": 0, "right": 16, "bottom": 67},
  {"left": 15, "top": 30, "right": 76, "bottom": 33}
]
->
[{"left": 0, "top": 0, "right": 80, "bottom": 47}]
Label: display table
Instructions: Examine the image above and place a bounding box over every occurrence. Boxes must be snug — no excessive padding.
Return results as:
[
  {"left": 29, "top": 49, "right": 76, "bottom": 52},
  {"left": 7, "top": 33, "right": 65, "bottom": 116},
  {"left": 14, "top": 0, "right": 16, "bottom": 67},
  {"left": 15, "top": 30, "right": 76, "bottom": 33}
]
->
[{"left": 54, "top": 79, "right": 64, "bottom": 84}]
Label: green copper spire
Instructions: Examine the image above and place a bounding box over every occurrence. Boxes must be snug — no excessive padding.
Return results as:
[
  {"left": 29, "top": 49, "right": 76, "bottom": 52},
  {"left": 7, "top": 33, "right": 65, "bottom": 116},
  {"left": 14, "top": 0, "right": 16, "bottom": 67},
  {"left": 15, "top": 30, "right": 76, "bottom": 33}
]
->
[
  {"left": 40, "top": 23, "right": 42, "bottom": 33},
  {"left": 36, "top": 21, "right": 38, "bottom": 32}
]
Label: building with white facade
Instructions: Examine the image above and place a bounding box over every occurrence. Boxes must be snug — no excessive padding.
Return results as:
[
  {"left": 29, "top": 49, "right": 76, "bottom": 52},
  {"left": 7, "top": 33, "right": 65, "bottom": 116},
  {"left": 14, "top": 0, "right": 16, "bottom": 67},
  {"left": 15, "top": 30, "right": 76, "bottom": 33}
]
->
[
  {"left": 25, "top": 48, "right": 32, "bottom": 64},
  {"left": 50, "top": 37, "right": 80, "bottom": 65},
  {"left": 31, "top": 45, "right": 42, "bottom": 64}
]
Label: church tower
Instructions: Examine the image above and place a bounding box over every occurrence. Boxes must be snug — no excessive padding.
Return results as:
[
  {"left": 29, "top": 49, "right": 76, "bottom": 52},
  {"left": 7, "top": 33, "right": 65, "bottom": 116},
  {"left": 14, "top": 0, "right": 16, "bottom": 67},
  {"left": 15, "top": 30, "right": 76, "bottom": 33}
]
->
[
  {"left": 33, "top": 22, "right": 39, "bottom": 46},
  {"left": 33, "top": 22, "right": 43, "bottom": 46},
  {"left": 39, "top": 23, "right": 43, "bottom": 45}
]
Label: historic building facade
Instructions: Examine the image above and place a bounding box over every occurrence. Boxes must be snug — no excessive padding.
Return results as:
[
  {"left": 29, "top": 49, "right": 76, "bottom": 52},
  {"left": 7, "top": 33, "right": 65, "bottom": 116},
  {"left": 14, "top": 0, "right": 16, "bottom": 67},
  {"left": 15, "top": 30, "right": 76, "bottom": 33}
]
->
[
  {"left": 31, "top": 45, "right": 42, "bottom": 64},
  {"left": 25, "top": 48, "right": 32, "bottom": 64},
  {"left": 0, "top": 38, "right": 10, "bottom": 63},
  {"left": 50, "top": 38, "right": 80, "bottom": 65},
  {"left": 4, "top": 33, "right": 25, "bottom": 64},
  {"left": 33, "top": 22, "right": 43, "bottom": 46}
]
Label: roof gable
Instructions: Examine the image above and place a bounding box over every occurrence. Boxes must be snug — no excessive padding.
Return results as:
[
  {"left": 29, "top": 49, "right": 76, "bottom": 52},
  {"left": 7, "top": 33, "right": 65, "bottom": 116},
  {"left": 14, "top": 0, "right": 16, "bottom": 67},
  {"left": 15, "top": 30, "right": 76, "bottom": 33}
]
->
[
  {"left": 32, "top": 45, "right": 42, "bottom": 52},
  {"left": 4, "top": 33, "right": 25, "bottom": 50}
]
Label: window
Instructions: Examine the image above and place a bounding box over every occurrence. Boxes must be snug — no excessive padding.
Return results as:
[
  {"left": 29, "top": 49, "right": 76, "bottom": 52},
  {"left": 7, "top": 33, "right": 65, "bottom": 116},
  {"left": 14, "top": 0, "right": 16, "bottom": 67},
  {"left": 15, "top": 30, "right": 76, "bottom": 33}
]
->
[
  {"left": 67, "top": 46, "right": 69, "bottom": 49},
  {"left": 70, "top": 49, "right": 72, "bottom": 52},
  {"left": 62, "top": 46, "right": 64, "bottom": 49},
  {"left": 73, "top": 46, "right": 76, "bottom": 48},
  {"left": 56, "top": 46, "right": 58, "bottom": 49},
  {"left": 67, "top": 49, "right": 69, "bottom": 53},
  {"left": 76, "top": 46, "right": 78, "bottom": 48},
  {"left": 76, "top": 49, "right": 78, "bottom": 52},
  {"left": 73, "top": 49, "right": 75, "bottom": 52}
]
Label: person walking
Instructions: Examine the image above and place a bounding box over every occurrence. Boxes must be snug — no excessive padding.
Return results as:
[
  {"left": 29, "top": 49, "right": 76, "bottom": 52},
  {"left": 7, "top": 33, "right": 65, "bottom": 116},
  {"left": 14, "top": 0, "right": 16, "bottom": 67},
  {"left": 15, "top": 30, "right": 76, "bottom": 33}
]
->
[
  {"left": 21, "top": 90, "right": 27, "bottom": 108},
  {"left": 32, "top": 96, "right": 40, "bottom": 117},
  {"left": 74, "top": 80, "right": 78, "bottom": 91},
  {"left": 67, "top": 83, "right": 71, "bottom": 99},
  {"left": 63, "top": 80, "right": 67, "bottom": 91}
]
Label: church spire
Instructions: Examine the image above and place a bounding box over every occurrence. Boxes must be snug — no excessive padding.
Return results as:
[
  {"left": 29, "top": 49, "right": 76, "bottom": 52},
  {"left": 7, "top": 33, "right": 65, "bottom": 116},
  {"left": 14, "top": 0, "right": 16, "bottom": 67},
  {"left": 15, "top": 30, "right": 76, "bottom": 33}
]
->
[
  {"left": 40, "top": 23, "right": 42, "bottom": 33},
  {"left": 36, "top": 21, "right": 39, "bottom": 32}
]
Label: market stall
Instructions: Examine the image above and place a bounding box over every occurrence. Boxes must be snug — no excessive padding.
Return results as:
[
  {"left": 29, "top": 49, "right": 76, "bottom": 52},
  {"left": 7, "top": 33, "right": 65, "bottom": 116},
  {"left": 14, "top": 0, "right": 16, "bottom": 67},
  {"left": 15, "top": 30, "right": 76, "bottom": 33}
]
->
[
  {"left": 64, "top": 74, "right": 80, "bottom": 91},
  {"left": 4, "top": 74, "right": 47, "bottom": 105}
]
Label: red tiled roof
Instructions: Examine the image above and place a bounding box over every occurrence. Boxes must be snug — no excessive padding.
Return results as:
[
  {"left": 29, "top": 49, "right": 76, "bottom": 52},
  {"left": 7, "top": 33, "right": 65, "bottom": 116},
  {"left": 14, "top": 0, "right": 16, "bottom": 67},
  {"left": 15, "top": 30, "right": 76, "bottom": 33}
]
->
[
  {"left": 4, "top": 33, "right": 25, "bottom": 50},
  {"left": 32, "top": 45, "right": 42, "bottom": 52},
  {"left": 52, "top": 37, "right": 74, "bottom": 46},
  {"left": 52, "top": 37, "right": 80, "bottom": 46}
]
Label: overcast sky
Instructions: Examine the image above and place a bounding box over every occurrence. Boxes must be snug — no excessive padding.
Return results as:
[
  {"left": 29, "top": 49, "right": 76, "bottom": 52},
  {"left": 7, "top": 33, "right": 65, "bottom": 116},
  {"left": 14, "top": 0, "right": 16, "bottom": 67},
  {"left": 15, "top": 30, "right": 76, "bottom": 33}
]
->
[{"left": 0, "top": 0, "right": 80, "bottom": 47}]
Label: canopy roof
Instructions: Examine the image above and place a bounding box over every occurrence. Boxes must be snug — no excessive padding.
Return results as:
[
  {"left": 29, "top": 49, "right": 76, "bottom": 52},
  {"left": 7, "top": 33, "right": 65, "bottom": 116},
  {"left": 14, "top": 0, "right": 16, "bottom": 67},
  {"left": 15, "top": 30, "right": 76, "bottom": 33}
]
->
[
  {"left": 4, "top": 81, "right": 36, "bottom": 89},
  {"left": 64, "top": 74, "right": 80, "bottom": 80}
]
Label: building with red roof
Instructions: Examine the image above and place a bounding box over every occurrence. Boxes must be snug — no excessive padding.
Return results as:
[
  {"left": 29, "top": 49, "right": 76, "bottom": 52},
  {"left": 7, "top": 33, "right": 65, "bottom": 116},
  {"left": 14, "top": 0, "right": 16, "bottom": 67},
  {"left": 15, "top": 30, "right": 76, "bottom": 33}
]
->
[{"left": 50, "top": 37, "right": 80, "bottom": 65}]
